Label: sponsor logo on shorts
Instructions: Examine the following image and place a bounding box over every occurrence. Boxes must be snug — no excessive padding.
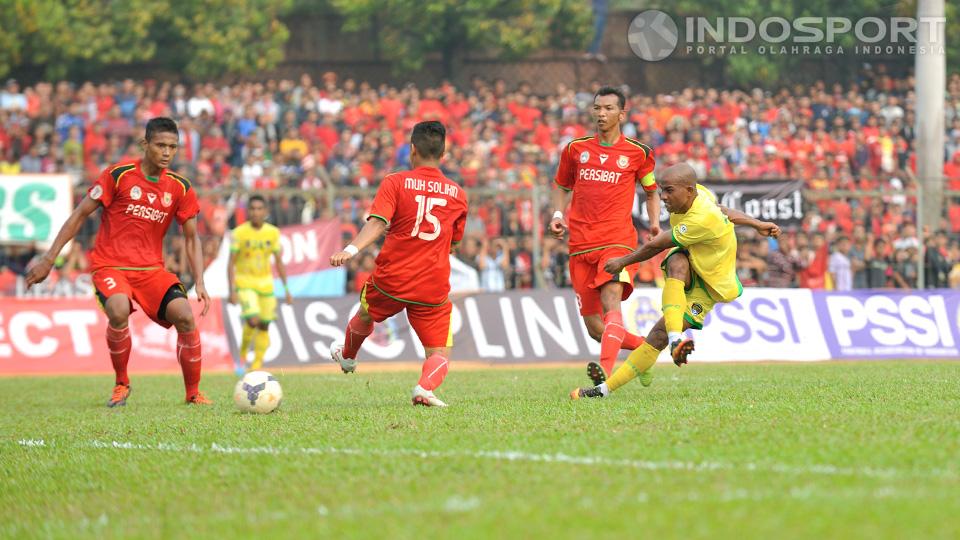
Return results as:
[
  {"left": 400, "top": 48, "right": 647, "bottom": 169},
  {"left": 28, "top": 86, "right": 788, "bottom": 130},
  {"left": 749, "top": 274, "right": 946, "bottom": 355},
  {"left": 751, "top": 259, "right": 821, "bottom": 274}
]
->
[
  {"left": 130, "top": 186, "right": 142, "bottom": 201},
  {"left": 579, "top": 151, "right": 589, "bottom": 164},
  {"left": 691, "top": 303, "right": 703, "bottom": 315},
  {"left": 90, "top": 185, "right": 103, "bottom": 200}
]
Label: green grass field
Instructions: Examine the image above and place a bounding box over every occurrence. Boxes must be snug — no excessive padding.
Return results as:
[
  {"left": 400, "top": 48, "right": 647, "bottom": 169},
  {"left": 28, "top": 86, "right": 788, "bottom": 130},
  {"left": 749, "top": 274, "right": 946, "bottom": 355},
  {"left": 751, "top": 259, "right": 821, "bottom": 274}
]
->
[{"left": 2, "top": 361, "right": 959, "bottom": 539}]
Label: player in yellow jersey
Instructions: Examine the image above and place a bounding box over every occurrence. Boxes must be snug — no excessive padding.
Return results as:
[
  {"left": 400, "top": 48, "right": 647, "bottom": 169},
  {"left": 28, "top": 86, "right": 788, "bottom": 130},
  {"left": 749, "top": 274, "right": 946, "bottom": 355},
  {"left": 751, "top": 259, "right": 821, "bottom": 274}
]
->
[
  {"left": 571, "top": 163, "right": 781, "bottom": 399},
  {"left": 228, "top": 195, "right": 292, "bottom": 374}
]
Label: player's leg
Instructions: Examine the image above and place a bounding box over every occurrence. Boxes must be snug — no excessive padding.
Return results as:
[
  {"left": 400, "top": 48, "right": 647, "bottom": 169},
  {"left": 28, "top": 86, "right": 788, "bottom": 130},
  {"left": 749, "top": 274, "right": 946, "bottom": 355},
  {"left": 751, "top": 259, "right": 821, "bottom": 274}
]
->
[
  {"left": 332, "top": 282, "right": 392, "bottom": 372},
  {"left": 662, "top": 249, "right": 695, "bottom": 364},
  {"left": 159, "top": 289, "right": 210, "bottom": 404},
  {"left": 250, "top": 295, "right": 276, "bottom": 370},
  {"left": 237, "top": 289, "right": 261, "bottom": 371},
  {"left": 408, "top": 302, "right": 453, "bottom": 407},
  {"left": 93, "top": 270, "right": 134, "bottom": 407},
  {"left": 586, "top": 249, "right": 648, "bottom": 385}
]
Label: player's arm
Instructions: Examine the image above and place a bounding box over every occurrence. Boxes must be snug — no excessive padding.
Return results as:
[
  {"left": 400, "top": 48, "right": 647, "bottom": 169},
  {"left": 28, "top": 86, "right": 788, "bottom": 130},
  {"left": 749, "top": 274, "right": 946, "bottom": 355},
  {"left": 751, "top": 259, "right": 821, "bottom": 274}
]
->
[
  {"left": 273, "top": 250, "right": 292, "bottom": 304},
  {"left": 639, "top": 151, "right": 660, "bottom": 239},
  {"left": 603, "top": 229, "right": 675, "bottom": 275},
  {"left": 550, "top": 142, "right": 576, "bottom": 238},
  {"left": 25, "top": 195, "right": 100, "bottom": 288},
  {"left": 643, "top": 191, "right": 661, "bottom": 240},
  {"left": 720, "top": 206, "right": 781, "bottom": 238},
  {"left": 330, "top": 217, "right": 387, "bottom": 267},
  {"left": 182, "top": 216, "right": 210, "bottom": 317}
]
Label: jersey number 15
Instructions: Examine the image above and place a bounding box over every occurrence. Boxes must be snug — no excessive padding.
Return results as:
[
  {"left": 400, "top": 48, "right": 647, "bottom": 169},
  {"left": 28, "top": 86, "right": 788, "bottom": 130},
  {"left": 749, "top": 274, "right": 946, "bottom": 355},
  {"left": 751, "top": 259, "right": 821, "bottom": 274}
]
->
[{"left": 411, "top": 195, "right": 447, "bottom": 241}]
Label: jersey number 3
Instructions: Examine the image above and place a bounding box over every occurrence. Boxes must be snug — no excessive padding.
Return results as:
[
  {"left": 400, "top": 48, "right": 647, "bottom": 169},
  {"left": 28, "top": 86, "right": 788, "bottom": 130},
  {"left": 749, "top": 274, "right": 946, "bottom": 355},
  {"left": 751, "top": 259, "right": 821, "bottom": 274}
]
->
[{"left": 411, "top": 195, "right": 447, "bottom": 241}]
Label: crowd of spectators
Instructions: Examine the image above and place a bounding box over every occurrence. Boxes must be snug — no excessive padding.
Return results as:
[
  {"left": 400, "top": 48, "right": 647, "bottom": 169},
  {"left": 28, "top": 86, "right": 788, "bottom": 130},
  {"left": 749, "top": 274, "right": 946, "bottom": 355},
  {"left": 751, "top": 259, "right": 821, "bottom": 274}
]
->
[{"left": 2, "top": 66, "right": 960, "bottom": 295}]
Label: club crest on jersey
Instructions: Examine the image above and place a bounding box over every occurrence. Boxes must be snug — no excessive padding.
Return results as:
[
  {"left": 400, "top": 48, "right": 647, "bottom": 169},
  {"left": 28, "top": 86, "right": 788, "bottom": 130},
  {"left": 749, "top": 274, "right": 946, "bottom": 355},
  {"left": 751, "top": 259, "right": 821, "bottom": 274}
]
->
[
  {"left": 579, "top": 151, "right": 589, "bottom": 164},
  {"left": 599, "top": 154, "right": 609, "bottom": 164},
  {"left": 146, "top": 193, "right": 157, "bottom": 204},
  {"left": 130, "top": 186, "right": 142, "bottom": 201},
  {"left": 617, "top": 155, "right": 629, "bottom": 169},
  {"left": 162, "top": 192, "right": 172, "bottom": 207}
]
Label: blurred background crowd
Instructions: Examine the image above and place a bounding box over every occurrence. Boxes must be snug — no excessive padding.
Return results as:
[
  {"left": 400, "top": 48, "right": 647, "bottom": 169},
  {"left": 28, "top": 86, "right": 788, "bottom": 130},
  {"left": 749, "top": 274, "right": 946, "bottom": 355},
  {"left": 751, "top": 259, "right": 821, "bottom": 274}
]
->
[{"left": 2, "top": 66, "right": 960, "bottom": 294}]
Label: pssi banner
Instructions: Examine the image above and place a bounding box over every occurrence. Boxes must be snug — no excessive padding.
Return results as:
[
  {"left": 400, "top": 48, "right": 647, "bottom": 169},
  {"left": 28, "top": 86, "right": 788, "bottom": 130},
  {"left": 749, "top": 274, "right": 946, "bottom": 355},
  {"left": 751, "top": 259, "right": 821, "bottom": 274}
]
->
[{"left": 2, "top": 290, "right": 957, "bottom": 374}]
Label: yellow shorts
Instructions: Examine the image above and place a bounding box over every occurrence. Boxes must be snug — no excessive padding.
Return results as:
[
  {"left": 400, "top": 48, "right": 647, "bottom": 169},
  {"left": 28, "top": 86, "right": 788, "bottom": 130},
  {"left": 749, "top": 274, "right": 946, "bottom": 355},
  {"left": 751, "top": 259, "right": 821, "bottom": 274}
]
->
[
  {"left": 661, "top": 248, "right": 718, "bottom": 330},
  {"left": 238, "top": 288, "right": 278, "bottom": 323}
]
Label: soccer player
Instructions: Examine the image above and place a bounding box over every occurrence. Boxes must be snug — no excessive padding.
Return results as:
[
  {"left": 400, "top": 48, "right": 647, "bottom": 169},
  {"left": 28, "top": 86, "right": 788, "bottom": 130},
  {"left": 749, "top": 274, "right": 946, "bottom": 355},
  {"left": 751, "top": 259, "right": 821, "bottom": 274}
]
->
[
  {"left": 551, "top": 86, "right": 661, "bottom": 386},
  {"left": 329, "top": 121, "right": 467, "bottom": 407},
  {"left": 570, "top": 163, "right": 781, "bottom": 399},
  {"left": 25, "top": 117, "right": 212, "bottom": 406},
  {"left": 227, "top": 194, "right": 292, "bottom": 374}
]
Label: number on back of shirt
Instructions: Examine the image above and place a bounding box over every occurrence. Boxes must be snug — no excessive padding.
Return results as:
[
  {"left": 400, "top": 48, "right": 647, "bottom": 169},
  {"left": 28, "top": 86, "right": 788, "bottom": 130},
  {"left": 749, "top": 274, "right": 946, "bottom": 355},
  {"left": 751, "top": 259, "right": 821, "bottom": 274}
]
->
[{"left": 411, "top": 195, "right": 447, "bottom": 241}]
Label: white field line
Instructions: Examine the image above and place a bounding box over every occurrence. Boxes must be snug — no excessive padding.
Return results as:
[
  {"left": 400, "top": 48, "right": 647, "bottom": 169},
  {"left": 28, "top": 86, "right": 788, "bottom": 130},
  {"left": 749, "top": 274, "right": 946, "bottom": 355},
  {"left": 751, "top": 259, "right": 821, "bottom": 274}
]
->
[{"left": 15, "top": 438, "right": 959, "bottom": 482}]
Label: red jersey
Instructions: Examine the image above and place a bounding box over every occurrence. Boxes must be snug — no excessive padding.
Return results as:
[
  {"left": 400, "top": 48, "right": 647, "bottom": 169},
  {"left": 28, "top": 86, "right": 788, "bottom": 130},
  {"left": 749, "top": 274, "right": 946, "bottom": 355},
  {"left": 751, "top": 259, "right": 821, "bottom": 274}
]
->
[
  {"left": 87, "top": 160, "right": 200, "bottom": 271},
  {"left": 554, "top": 134, "right": 657, "bottom": 254},
  {"left": 368, "top": 166, "right": 468, "bottom": 305}
]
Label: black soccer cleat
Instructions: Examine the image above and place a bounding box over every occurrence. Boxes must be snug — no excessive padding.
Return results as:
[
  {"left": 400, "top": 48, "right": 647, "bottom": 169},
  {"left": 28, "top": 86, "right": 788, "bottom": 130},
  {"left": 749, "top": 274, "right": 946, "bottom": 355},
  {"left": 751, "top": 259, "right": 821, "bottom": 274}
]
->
[{"left": 586, "top": 361, "right": 607, "bottom": 386}]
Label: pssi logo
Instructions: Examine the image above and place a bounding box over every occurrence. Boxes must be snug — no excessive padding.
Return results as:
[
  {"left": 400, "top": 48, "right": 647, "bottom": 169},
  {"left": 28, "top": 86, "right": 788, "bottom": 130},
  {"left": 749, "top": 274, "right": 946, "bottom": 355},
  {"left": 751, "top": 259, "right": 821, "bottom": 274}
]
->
[{"left": 825, "top": 295, "right": 956, "bottom": 347}]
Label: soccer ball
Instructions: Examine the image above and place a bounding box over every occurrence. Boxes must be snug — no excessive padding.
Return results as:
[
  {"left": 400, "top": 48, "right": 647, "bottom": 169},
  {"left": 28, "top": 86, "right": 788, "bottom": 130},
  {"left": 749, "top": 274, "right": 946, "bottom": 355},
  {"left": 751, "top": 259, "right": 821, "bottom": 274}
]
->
[{"left": 234, "top": 371, "right": 283, "bottom": 414}]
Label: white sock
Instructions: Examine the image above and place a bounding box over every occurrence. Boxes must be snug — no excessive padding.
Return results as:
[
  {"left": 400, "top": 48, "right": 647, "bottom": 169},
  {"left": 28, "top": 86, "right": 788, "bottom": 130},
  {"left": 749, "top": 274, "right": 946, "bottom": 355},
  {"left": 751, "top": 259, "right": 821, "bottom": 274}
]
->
[
  {"left": 668, "top": 332, "right": 682, "bottom": 345},
  {"left": 598, "top": 382, "right": 610, "bottom": 397}
]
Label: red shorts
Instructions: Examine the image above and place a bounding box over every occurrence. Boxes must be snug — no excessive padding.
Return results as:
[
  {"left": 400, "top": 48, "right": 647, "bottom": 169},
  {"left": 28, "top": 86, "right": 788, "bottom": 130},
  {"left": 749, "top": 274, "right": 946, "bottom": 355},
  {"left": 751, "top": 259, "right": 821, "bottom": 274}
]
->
[
  {"left": 361, "top": 281, "right": 453, "bottom": 349},
  {"left": 569, "top": 246, "right": 639, "bottom": 316},
  {"left": 92, "top": 268, "right": 185, "bottom": 328}
]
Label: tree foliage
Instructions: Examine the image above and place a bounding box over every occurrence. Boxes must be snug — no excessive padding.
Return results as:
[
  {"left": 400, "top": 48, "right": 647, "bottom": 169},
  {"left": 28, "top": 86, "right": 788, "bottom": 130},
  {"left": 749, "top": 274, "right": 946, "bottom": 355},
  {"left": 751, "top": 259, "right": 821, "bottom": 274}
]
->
[
  {"left": 0, "top": 0, "right": 292, "bottom": 79},
  {"left": 329, "top": 0, "right": 593, "bottom": 75}
]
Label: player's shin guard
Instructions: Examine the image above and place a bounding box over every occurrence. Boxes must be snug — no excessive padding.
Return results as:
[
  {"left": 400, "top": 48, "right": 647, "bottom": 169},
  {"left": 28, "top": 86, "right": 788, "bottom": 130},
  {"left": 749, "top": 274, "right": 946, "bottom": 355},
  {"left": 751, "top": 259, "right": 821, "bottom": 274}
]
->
[
  {"left": 106, "top": 324, "right": 132, "bottom": 386},
  {"left": 176, "top": 329, "right": 203, "bottom": 399},
  {"left": 621, "top": 332, "right": 645, "bottom": 350},
  {"left": 251, "top": 329, "right": 269, "bottom": 370},
  {"left": 342, "top": 313, "right": 373, "bottom": 359},
  {"left": 662, "top": 278, "right": 687, "bottom": 341},
  {"left": 240, "top": 325, "right": 255, "bottom": 360},
  {"left": 599, "top": 311, "right": 627, "bottom": 375},
  {"left": 418, "top": 353, "right": 449, "bottom": 391},
  {"left": 606, "top": 341, "right": 659, "bottom": 392}
]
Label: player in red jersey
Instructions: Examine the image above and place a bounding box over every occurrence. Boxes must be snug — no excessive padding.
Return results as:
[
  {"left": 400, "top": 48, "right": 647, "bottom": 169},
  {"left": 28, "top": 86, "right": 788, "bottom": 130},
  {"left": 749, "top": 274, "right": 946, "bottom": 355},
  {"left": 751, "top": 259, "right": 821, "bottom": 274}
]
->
[
  {"left": 329, "top": 121, "right": 468, "bottom": 407},
  {"left": 25, "top": 117, "right": 212, "bottom": 406},
  {"left": 550, "top": 86, "right": 661, "bottom": 387}
]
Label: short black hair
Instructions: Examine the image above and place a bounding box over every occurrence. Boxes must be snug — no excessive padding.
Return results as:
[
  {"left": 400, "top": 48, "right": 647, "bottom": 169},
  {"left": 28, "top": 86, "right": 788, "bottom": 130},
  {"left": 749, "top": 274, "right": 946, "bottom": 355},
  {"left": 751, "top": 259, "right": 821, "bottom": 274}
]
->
[
  {"left": 594, "top": 86, "right": 626, "bottom": 110},
  {"left": 145, "top": 117, "right": 179, "bottom": 141},
  {"left": 248, "top": 194, "right": 266, "bottom": 206},
  {"left": 411, "top": 121, "right": 446, "bottom": 159}
]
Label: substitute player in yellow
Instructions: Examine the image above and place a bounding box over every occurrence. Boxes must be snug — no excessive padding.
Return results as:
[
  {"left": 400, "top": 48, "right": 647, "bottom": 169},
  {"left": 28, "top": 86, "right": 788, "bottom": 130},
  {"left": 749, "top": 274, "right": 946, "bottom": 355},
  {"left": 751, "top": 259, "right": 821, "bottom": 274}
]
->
[
  {"left": 571, "top": 163, "right": 780, "bottom": 399},
  {"left": 228, "top": 195, "right": 292, "bottom": 374}
]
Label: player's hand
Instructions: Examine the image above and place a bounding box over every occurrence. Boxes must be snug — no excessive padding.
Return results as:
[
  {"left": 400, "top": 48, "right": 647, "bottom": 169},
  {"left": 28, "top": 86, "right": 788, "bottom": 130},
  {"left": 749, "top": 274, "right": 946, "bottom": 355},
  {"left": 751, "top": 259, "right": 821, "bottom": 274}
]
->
[
  {"left": 24, "top": 254, "right": 54, "bottom": 289},
  {"left": 195, "top": 283, "right": 211, "bottom": 317},
  {"left": 549, "top": 217, "right": 567, "bottom": 239},
  {"left": 604, "top": 257, "right": 627, "bottom": 275},
  {"left": 757, "top": 222, "right": 781, "bottom": 238},
  {"left": 228, "top": 291, "right": 238, "bottom": 305},
  {"left": 285, "top": 290, "right": 293, "bottom": 305},
  {"left": 647, "top": 224, "right": 661, "bottom": 241},
  {"left": 330, "top": 250, "right": 354, "bottom": 267}
]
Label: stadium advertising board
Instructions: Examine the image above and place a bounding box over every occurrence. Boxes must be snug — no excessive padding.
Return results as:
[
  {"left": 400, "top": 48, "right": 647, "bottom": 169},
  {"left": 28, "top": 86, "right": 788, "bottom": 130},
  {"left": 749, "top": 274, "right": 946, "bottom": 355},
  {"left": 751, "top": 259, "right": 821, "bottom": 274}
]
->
[
  {"left": 0, "top": 298, "right": 232, "bottom": 375},
  {"left": 0, "top": 175, "right": 73, "bottom": 248},
  {"left": 3, "top": 290, "right": 957, "bottom": 374},
  {"left": 704, "top": 179, "right": 805, "bottom": 226}
]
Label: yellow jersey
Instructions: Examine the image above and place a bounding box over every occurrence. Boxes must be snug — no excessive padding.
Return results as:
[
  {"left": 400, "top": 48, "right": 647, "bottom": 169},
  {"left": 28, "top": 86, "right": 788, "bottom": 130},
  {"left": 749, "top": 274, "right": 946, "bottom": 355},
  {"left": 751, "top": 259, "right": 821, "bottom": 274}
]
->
[
  {"left": 669, "top": 184, "right": 742, "bottom": 302},
  {"left": 231, "top": 222, "right": 281, "bottom": 294}
]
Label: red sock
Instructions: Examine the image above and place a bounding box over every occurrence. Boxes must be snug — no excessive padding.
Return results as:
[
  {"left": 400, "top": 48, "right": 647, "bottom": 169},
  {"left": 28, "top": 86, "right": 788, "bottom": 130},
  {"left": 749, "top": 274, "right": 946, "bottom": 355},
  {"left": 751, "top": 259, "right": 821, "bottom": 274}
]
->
[
  {"left": 177, "top": 329, "right": 202, "bottom": 398},
  {"left": 342, "top": 313, "right": 373, "bottom": 359},
  {"left": 106, "top": 325, "right": 131, "bottom": 386},
  {"left": 599, "top": 311, "right": 627, "bottom": 375},
  {"left": 417, "top": 353, "right": 449, "bottom": 391},
  {"left": 621, "top": 332, "right": 645, "bottom": 350}
]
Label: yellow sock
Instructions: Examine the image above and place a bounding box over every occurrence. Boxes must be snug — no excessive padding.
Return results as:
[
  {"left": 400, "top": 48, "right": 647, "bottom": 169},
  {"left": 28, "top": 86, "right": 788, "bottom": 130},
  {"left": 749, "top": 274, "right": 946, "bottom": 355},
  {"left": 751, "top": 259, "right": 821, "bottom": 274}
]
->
[
  {"left": 662, "top": 278, "right": 687, "bottom": 336},
  {"left": 606, "top": 341, "right": 660, "bottom": 392},
  {"left": 240, "top": 325, "right": 255, "bottom": 364},
  {"left": 251, "top": 329, "right": 270, "bottom": 370}
]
